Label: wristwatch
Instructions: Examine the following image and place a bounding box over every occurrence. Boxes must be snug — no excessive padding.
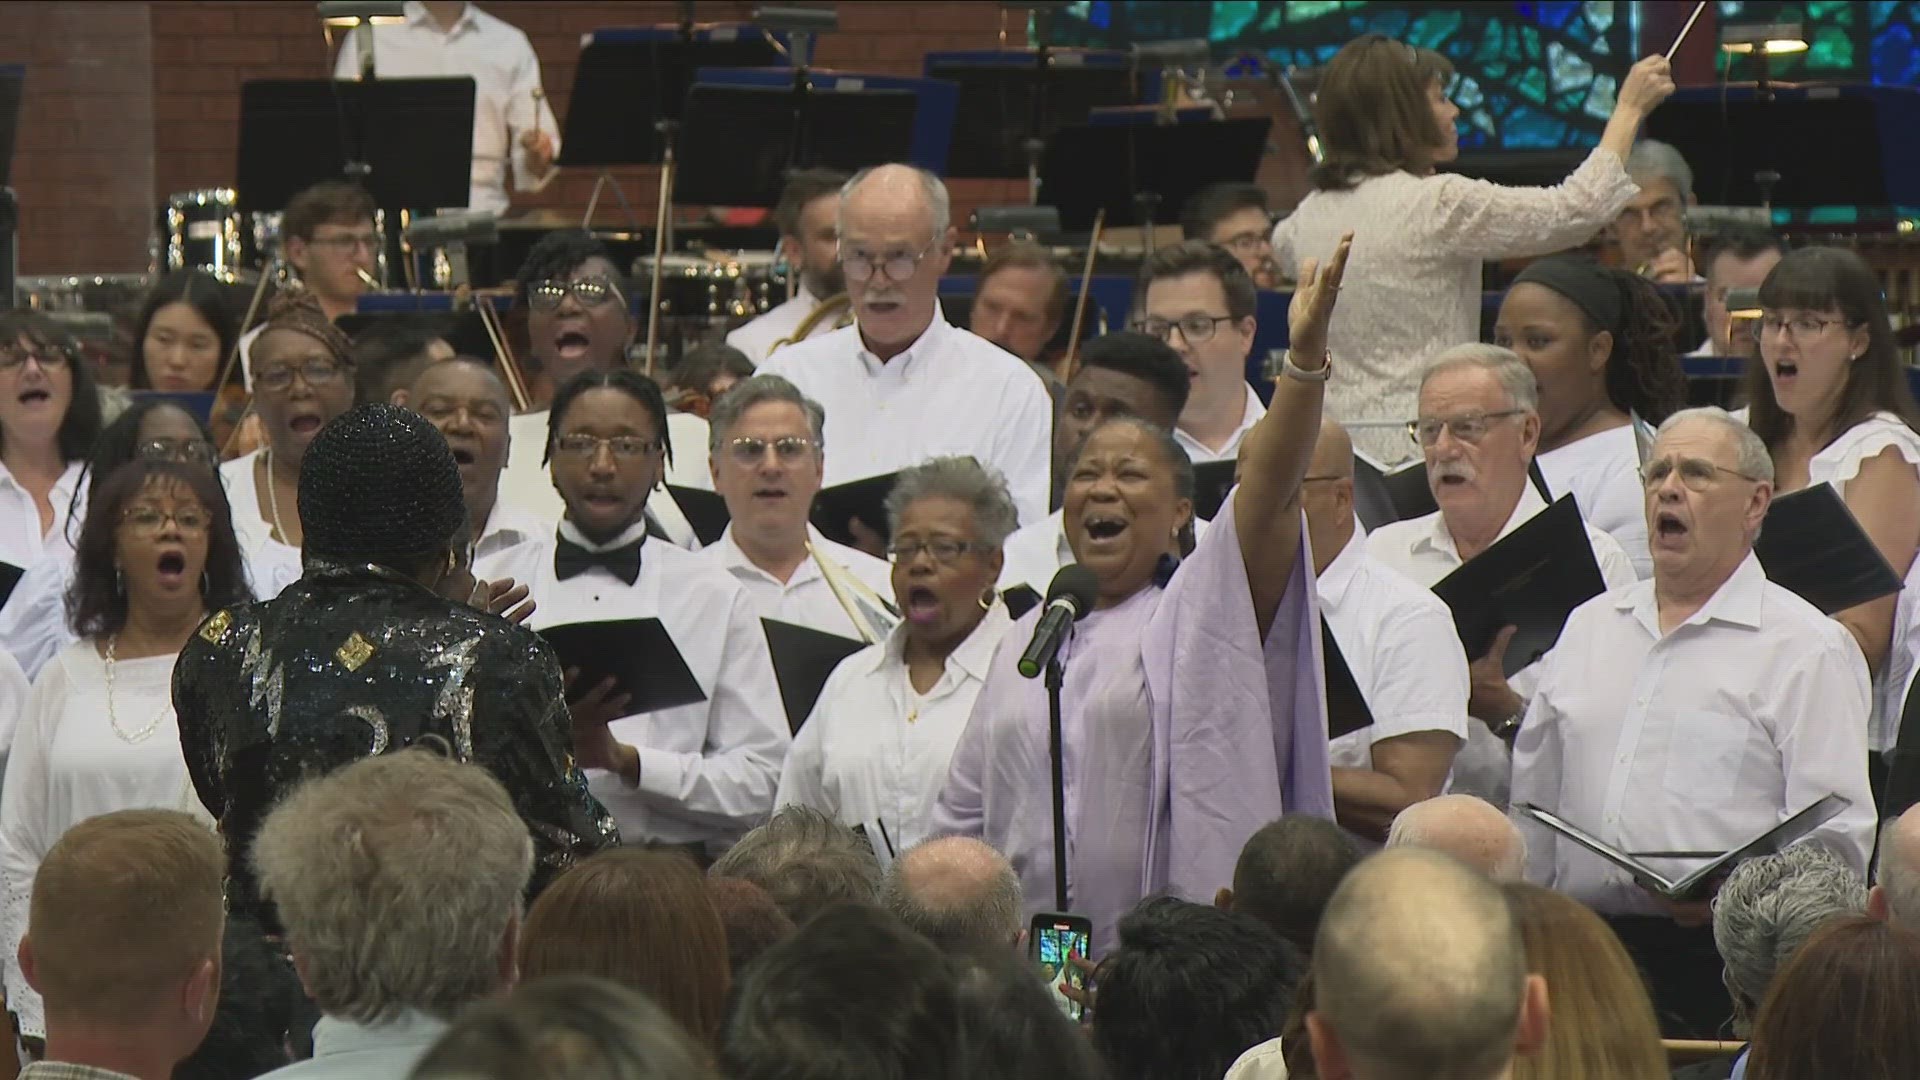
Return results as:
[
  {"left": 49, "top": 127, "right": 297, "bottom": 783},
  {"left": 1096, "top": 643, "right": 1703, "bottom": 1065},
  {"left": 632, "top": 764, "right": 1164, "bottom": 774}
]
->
[
  {"left": 1281, "top": 349, "right": 1333, "bottom": 383},
  {"left": 1492, "top": 710, "right": 1525, "bottom": 741}
]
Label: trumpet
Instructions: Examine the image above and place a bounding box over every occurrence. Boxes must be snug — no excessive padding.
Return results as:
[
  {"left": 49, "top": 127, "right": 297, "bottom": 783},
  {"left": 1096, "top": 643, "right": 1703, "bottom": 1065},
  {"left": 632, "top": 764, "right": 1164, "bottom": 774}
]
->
[{"left": 768, "top": 292, "right": 853, "bottom": 355}]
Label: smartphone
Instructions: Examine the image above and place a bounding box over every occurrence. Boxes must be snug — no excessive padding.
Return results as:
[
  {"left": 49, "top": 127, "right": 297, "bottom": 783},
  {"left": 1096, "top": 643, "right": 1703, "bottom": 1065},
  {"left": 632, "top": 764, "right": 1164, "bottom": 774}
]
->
[{"left": 1029, "top": 911, "right": 1093, "bottom": 1021}]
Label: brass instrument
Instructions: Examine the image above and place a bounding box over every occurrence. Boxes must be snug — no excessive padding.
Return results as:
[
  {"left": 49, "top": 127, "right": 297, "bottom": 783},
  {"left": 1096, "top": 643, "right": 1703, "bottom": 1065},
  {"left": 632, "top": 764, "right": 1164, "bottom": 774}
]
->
[{"left": 767, "top": 292, "right": 854, "bottom": 354}]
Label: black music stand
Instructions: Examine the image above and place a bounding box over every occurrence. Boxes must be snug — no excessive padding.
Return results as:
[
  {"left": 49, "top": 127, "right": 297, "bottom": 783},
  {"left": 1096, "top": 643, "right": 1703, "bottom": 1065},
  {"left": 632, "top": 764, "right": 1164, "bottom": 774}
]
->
[
  {"left": 930, "top": 54, "right": 1137, "bottom": 181},
  {"left": 559, "top": 33, "right": 784, "bottom": 168},
  {"left": 1037, "top": 116, "right": 1270, "bottom": 232},
  {"left": 235, "top": 78, "right": 475, "bottom": 212},
  {"left": 674, "top": 82, "right": 919, "bottom": 209}
]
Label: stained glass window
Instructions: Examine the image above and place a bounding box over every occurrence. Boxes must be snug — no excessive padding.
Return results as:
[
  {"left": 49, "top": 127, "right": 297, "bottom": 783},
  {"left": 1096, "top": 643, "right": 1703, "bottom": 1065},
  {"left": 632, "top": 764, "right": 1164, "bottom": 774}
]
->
[
  {"left": 1050, "top": 1, "right": 1640, "bottom": 149},
  {"left": 1715, "top": 0, "right": 1920, "bottom": 84}
]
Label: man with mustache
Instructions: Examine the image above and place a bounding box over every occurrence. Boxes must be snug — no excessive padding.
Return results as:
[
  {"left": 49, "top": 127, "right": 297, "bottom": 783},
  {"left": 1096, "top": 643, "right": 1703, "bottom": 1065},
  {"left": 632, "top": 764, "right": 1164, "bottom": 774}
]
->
[
  {"left": 727, "top": 169, "right": 848, "bottom": 365},
  {"left": 759, "top": 164, "right": 1054, "bottom": 533},
  {"left": 1509, "top": 406, "right": 1874, "bottom": 1038},
  {"left": 1366, "top": 345, "right": 1635, "bottom": 804}
]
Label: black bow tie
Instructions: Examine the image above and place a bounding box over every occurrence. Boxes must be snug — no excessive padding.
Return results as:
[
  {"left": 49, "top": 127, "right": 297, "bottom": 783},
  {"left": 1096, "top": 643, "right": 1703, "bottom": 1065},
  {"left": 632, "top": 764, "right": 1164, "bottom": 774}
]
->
[{"left": 554, "top": 536, "right": 644, "bottom": 585}]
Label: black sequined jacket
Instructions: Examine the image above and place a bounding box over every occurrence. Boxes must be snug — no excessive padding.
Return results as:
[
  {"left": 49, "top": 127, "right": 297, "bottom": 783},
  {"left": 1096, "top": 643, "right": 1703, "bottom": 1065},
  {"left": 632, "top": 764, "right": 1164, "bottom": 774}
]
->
[{"left": 173, "top": 560, "right": 619, "bottom": 929}]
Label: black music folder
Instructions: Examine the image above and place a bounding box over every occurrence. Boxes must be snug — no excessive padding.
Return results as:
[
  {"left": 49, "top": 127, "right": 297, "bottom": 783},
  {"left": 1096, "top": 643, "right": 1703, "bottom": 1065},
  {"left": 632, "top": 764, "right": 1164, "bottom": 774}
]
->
[
  {"left": 1354, "top": 454, "right": 1556, "bottom": 528},
  {"left": 666, "top": 485, "right": 731, "bottom": 548},
  {"left": 1431, "top": 496, "right": 1607, "bottom": 678},
  {"left": 762, "top": 619, "right": 869, "bottom": 734},
  {"left": 1754, "top": 482, "right": 1905, "bottom": 616},
  {"left": 1193, "top": 460, "right": 1237, "bottom": 523},
  {"left": 811, "top": 472, "right": 900, "bottom": 548},
  {"left": 537, "top": 618, "right": 707, "bottom": 715},
  {"left": 1515, "top": 795, "right": 1852, "bottom": 901},
  {"left": 1002, "top": 584, "right": 1042, "bottom": 620},
  {"left": 1322, "top": 619, "right": 1373, "bottom": 741},
  {"left": 0, "top": 561, "right": 21, "bottom": 612}
]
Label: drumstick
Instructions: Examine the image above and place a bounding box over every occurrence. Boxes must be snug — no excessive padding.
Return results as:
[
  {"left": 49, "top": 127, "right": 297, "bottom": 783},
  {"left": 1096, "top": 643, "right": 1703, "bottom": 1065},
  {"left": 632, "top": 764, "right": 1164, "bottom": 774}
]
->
[
  {"left": 530, "top": 87, "right": 545, "bottom": 137},
  {"left": 1666, "top": 1, "right": 1708, "bottom": 60}
]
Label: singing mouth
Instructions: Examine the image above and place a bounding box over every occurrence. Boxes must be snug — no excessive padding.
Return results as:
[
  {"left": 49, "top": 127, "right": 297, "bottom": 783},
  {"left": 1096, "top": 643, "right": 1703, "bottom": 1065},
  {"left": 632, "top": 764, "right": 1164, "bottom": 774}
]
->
[
  {"left": 1654, "top": 510, "right": 1689, "bottom": 540},
  {"left": 1083, "top": 515, "right": 1128, "bottom": 541}
]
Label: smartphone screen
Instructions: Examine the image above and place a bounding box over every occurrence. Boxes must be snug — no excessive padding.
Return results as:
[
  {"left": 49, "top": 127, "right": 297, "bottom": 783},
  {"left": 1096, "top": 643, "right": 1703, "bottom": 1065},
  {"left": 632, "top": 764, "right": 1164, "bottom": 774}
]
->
[{"left": 1031, "top": 914, "right": 1091, "bottom": 1020}]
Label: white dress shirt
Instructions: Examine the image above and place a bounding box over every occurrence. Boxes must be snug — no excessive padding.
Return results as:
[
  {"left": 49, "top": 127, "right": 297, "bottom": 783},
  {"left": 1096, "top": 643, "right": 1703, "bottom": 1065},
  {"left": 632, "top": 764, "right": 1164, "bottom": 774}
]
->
[
  {"left": 499, "top": 409, "right": 711, "bottom": 549},
  {"left": 758, "top": 314, "right": 1054, "bottom": 528},
  {"left": 0, "top": 459, "right": 84, "bottom": 573},
  {"left": 0, "top": 650, "right": 25, "bottom": 769},
  {"left": 0, "top": 642, "right": 206, "bottom": 1039},
  {"left": 1537, "top": 424, "right": 1651, "bottom": 580},
  {"left": 776, "top": 602, "right": 1013, "bottom": 849},
  {"left": 1318, "top": 529, "right": 1470, "bottom": 771},
  {"left": 255, "top": 1010, "right": 449, "bottom": 1080},
  {"left": 1510, "top": 554, "right": 1877, "bottom": 913},
  {"left": 726, "top": 282, "right": 836, "bottom": 366},
  {"left": 696, "top": 524, "right": 893, "bottom": 641},
  {"left": 1174, "top": 383, "right": 1267, "bottom": 463},
  {"left": 475, "top": 521, "right": 789, "bottom": 850},
  {"left": 332, "top": 2, "right": 558, "bottom": 214}
]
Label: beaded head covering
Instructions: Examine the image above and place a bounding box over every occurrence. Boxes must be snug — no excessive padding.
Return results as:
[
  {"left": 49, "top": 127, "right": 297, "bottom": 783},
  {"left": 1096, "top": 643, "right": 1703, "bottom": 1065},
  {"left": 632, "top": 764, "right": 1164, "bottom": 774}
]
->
[
  {"left": 252, "top": 289, "right": 354, "bottom": 377},
  {"left": 297, "top": 403, "right": 467, "bottom": 567}
]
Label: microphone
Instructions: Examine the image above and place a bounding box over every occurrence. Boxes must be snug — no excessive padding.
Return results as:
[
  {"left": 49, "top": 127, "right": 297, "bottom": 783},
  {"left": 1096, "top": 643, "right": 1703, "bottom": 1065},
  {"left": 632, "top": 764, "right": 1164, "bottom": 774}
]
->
[{"left": 1018, "top": 565, "right": 1099, "bottom": 679}]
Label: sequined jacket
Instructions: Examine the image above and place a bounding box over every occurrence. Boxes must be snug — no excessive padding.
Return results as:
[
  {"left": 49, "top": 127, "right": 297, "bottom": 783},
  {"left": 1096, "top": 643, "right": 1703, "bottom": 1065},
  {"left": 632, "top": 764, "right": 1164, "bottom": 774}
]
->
[{"left": 174, "top": 560, "right": 619, "bottom": 929}]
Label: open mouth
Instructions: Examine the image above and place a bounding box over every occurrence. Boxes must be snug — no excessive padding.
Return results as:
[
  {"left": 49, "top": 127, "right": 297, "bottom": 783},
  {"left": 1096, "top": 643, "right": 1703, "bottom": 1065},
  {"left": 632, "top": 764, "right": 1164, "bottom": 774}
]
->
[
  {"left": 449, "top": 445, "right": 478, "bottom": 467},
  {"left": 288, "top": 413, "right": 322, "bottom": 436},
  {"left": 580, "top": 491, "right": 624, "bottom": 511},
  {"left": 864, "top": 298, "right": 903, "bottom": 316},
  {"left": 904, "top": 585, "right": 941, "bottom": 624},
  {"left": 752, "top": 488, "right": 787, "bottom": 500},
  {"left": 1083, "top": 515, "right": 1128, "bottom": 542},
  {"left": 17, "top": 389, "right": 50, "bottom": 405},
  {"left": 156, "top": 551, "right": 188, "bottom": 583},
  {"left": 1773, "top": 360, "right": 1799, "bottom": 383},
  {"left": 554, "top": 329, "right": 592, "bottom": 359},
  {"left": 1435, "top": 470, "right": 1470, "bottom": 487},
  {"left": 1654, "top": 510, "right": 1689, "bottom": 542}
]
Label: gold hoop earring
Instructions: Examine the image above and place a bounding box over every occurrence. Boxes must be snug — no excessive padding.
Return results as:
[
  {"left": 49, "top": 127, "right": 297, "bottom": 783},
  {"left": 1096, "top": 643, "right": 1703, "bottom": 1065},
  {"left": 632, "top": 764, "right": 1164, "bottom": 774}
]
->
[{"left": 978, "top": 589, "right": 995, "bottom": 612}]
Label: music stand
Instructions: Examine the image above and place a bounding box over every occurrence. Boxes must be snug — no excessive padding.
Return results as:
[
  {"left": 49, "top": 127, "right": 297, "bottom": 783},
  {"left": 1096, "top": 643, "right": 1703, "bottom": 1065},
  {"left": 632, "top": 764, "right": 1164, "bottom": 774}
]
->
[
  {"left": 1038, "top": 116, "right": 1270, "bottom": 233},
  {"left": 236, "top": 78, "right": 475, "bottom": 212},
  {"left": 927, "top": 49, "right": 1136, "bottom": 180},
  {"left": 674, "top": 82, "right": 919, "bottom": 209},
  {"left": 559, "top": 30, "right": 784, "bottom": 168}
]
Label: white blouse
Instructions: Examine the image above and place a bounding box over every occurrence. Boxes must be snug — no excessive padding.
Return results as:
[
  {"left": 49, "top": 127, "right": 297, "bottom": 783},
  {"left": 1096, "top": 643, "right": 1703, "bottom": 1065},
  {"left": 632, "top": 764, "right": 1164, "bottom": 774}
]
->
[
  {"left": 1537, "top": 424, "right": 1650, "bottom": 580},
  {"left": 0, "top": 642, "right": 204, "bottom": 1039},
  {"left": 1272, "top": 149, "right": 1638, "bottom": 464},
  {"left": 0, "top": 459, "right": 85, "bottom": 573},
  {"left": 775, "top": 603, "right": 1013, "bottom": 850}
]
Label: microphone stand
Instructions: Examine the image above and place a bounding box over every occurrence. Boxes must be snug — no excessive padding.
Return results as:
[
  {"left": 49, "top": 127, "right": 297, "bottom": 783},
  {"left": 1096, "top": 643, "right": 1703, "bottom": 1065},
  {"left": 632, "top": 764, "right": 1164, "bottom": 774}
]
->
[{"left": 1047, "top": 653, "right": 1069, "bottom": 911}]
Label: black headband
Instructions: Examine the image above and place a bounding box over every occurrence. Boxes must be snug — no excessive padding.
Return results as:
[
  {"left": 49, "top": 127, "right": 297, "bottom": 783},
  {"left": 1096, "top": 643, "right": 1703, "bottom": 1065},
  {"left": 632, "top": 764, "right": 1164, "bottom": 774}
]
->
[{"left": 1510, "top": 256, "right": 1625, "bottom": 331}]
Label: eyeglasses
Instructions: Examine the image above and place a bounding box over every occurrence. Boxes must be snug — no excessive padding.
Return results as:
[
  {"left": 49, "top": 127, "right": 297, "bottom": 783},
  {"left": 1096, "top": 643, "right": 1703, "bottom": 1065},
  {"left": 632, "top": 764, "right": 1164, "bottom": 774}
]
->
[
  {"left": 727, "top": 435, "right": 819, "bottom": 466},
  {"left": 1752, "top": 313, "right": 1857, "bottom": 343},
  {"left": 121, "top": 505, "right": 211, "bottom": 536},
  {"left": 0, "top": 343, "right": 75, "bottom": 373},
  {"left": 255, "top": 359, "right": 346, "bottom": 394},
  {"left": 1220, "top": 231, "right": 1273, "bottom": 256},
  {"left": 839, "top": 240, "right": 940, "bottom": 285},
  {"left": 1408, "top": 409, "right": 1527, "bottom": 447},
  {"left": 1639, "top": 455, "right": 1761, "bottom": 492},
  {"left": 307, "top": 232, "right": 381, "bottom": 254},
  {"left": 1131, "top": 314, "right": 1237, "bottom": 345},
  {"left": 135, "top": 438, "right": 219, "bottom": 467},
  {"left": 886, "top": 538, "right": 988, "bottom": 565},
  {"left": 416, "top": 399, "right": 506, "bottom": 426},
  {"left": 529, "top": 276, "right": 625, "bottom": 312},
  {"left": 554, "top": 433, "right": 660, "bottom": 460}
]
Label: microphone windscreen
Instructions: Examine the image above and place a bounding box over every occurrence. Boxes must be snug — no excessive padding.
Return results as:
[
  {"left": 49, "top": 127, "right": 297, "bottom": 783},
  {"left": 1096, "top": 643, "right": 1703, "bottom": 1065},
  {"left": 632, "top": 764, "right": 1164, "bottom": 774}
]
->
[{"left": 1045, "top": 564, "right": 1100, "bottom": 620}]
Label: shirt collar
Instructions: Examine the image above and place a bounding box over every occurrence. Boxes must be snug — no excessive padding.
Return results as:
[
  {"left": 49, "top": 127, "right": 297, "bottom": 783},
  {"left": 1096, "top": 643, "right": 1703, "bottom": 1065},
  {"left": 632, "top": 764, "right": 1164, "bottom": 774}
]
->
[
  {"left": 312, "top": 1009, "right": 451, "bottom": 1059},
  {"left": 558, "top": 516, "right": 652, "bottom": 553},
  {"left": 1419, "top": 477, "right": 1547, "bottom": 562},
  {"left": 855, "top": 310, "right": 950, "bottom": 377},
  {"left": 1315, "top": 525, "right": 1368, "bottom": 609},
  {"left": 405, "top": 1, "right": 479, "bottom": 34},
  {"left": 875, "top": 597, "right": 1012, "bottom": 683},
  {"left": 478, "top": 501, "right": 544, "bottom": 549},
  {"left": 715, "top": 523, "right": 828, "bottom": 586},
  {"left": 1618, "top": 550, "right": 1767, "bottom": 634}
]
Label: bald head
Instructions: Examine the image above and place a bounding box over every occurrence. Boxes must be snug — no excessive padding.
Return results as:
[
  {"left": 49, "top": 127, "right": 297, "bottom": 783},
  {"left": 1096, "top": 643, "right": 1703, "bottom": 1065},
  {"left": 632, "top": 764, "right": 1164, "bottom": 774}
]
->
[
  {"left": 1311, "top": 417, "right": 1355, "bottom": 481},
  {"left": 1386, "top": 795, "right": 1527, "bottom": 882},
  {"left": 880, "top": 837, "right": 1023, "bottom": 954},
  {"left": 1311, "top": 848, "right": 1533, "bottom": 1080},
  {"left": 839, "top": 163, "right": 950, "bottom": 240},
  {"left": 1874, "top": 805, "right": 1920, "bottom": 928}
]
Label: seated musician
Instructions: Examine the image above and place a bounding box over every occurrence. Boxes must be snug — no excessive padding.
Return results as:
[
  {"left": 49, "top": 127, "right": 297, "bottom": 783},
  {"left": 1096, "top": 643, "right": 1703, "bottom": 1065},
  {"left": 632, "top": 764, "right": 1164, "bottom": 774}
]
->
[
  {"left": 474, "top": 369, "right": 788, "bottom": 856},
  {"left": 1131, "top": 241, "right": 1267, "bottom": 464},
  {"left": 1691, "top": 223, "right": 1785, "bottom": 357},
  {"left": 969, "top": 242, "right": 1069, "bottom": 398},
  {"left": 281, "top": 182, "right": 380, "bottom": 323},
  {"left": 1612, "top": 139, "right": 1698, "bottom": 284},
  {"left": 759, "top": 164, "right": 1054, "bottom": 531},
  {"left": 1181, "top": 182, "right": 1279, "bottom": 289},
  {"left": 693, "top": 374, "right": 894, "bottom": 640},
  {"left": 1365, "top": 346, "right": 1636, "bottom": 803},
  {"left": 1510, "top": 406, "right": 1876, "bottom": 1039},
  {"left": 726, "top": 169, "right": 848, "bottom": 365},
  {"left": 400, "top": 356, "right": 548, "bottom": 561},
  {"left": 664, "top": 341, "right": 755, "bottom": 418},
  {"left": 1301, "top": 417, "right": 1468, "bottom": 844}
]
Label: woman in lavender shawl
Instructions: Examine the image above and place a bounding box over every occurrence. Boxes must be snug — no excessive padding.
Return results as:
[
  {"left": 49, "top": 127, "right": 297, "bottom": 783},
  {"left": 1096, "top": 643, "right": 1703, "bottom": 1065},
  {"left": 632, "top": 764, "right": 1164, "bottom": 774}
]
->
[{"left": 933, "top": 234, "right": 1352, "bottom": 950}]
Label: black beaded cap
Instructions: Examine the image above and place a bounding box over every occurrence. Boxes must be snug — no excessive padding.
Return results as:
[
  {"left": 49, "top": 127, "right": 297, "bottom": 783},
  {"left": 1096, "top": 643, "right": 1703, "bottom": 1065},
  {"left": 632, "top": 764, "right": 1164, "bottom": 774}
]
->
[{"left": 297, "top": 403, "right": 467, "bottom": 566}]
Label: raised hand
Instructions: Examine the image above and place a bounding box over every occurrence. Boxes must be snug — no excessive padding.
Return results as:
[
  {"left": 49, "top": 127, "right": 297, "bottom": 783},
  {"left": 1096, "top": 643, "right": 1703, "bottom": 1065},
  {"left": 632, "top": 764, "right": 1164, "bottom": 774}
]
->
[
  {"left": 1616, "top": 55, "right": 1677, "bottom": 115},
  {"left": 1287, "top": 231, "right": 1353, "bottom": 362}
]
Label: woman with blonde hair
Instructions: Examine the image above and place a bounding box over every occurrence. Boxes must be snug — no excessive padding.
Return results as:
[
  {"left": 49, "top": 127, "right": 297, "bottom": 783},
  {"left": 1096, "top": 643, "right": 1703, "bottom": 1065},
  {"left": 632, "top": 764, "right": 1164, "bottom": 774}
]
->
[{"left": 1501, "top": 882, "right": 1667, "bottom": 1080}]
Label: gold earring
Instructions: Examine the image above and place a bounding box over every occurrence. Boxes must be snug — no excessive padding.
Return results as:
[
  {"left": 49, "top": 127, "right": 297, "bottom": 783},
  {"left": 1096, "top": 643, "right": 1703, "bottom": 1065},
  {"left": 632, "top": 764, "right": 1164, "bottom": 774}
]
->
[{"left": 978, "top": 589, "right": 995, "bottom": 611}]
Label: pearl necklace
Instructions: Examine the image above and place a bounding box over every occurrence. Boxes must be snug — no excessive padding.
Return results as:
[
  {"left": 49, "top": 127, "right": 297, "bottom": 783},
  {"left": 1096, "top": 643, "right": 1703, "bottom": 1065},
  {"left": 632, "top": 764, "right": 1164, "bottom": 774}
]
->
[
  {"left": 103, "top": 635, "right": 168, "bottom": 744},
  {"left": 263, "top": 448, "right": 291, "bottom": 545}
]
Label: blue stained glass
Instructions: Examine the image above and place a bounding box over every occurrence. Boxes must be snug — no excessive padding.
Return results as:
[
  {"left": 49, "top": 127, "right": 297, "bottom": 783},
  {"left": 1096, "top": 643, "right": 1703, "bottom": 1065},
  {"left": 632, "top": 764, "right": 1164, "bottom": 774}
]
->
[
  {"left": 1089, "top": 1, "right": 1110, "bottom": 29},
  {"left": 1315, "top": 42, "right": 1340, "bottom": 62},
  {"left": 1285, "top": 0, "right": 1343, "bottom": 19},
  {"left": 1872, "top": 24, "right": 1920, "bottom": 83},
  {"left": 1717, "top": 2, "right": 1745, "bottom": 15},
  {"left": 1871, "top": 2, "right": 1900, "bottom": 29},
  {"left": 1548, "top": 40, "right": 1595, "bottom": 92},
  {"left": 1410, "top": 9, "right": 1463, "bottom": 48},
  {"left": 1586, "top": 0, "right": 1616, "bottom": 33},
  {"left": 1454, "top": 75, "right": 1485, "bottom": 110},
  {"left": 1213, "top": 1, "right": 1259, "bottom": 38},
  {"left": 1518, "top": 66, "right": 1548, "bottom": 103},
  {"left": 1592, "top": 33, "right": 1611, "bottom": 54},
  {"left": 1585, "top": 74, "right": 1618, "bottom": 118},
  {"left": 1260, "top": 7, "right": 1282, "bottom": 30},
  {"left": 1506, "top": 108, "right": 1569, "bottom": 148},
  {"left": 1535, "top": 1, "right": 1580, "bottom": 29}
]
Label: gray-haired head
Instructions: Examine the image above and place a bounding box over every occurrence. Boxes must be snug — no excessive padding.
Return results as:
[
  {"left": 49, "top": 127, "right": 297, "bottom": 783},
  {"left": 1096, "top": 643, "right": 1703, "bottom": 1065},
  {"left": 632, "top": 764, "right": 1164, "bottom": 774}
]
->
[
  {"left": 707, "top": 373, "right": 828, "bottom": 457},
  {"left": 1653, "top": 406, "right": 1774, "bottom": 482},
  {"left": 1627, "top": 139, "right": 1695, "bottom": 204},
  {"left": 1711, "top": 843, "right": 1866, "bottom": 1033},
  {"left": 839, "top": 164, "right": 951, "bottom": 240},
  {"left": 1872, "top": 805, "right": 1920, "bottom": 931},
  {"left": 881, "top": 836, "right": 1024, "bottom": 955},
  {"left": 883, "top": 455, "right": 1021, "bottom": 550},
  {"left": 1386, "top": 794, "right": 1528, "bottom": 882},
  {"left": 1419, "top": 343, "right": 1540, "bottom": 415},
  {"left": 708, "top": 805, "right": 882, "bottom": 928}
]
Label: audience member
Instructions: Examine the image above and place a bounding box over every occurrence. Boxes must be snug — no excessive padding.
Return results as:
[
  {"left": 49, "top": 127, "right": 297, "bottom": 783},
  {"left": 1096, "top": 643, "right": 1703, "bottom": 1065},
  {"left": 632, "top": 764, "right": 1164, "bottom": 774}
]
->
[
  {"left": 1694, "top": 224, "right": 1786, "bottom": 357},
  {"left": 402, "top": 357, "right": 547, "bottom": 561},
  {"left": 17, "top": 810, "right": 224, "bottom": 1080},
  {"left": 1302, "top": 417, "right": 1468, "bottom": 839},
  {"left": 1093, "top": 897, "right": 1304, "bottom": 1080},
  {"left": 1869, "top": 803, "right": 1920, "bottom": 926},
  {"left": 727, "top": 169, "right": 849, "bottom": 365},
  {"left": 1511, "top": 407, "right": 1876, "bottom": 1038},
  {"left": 709, "top": 805, "right": 882, "bottom": 926},
  {"left": 949, "top": 949, "right": 1106, "bottom": 1080},
  {"left": 880, "top": 836, "right": 1023, "bottom": 955},
  {"left": 1615, "top": 140, "right": 1697, "bottom": 283},
  {"left": 1502, "top": 882, "right": 1667, "bottom": 1080},
  {"left": 1743, "top": 916, "right": 1920, "bottom": 1080},
  {"left": 249, "top": 751, "right": 535, "bottom": 1080},
  {"left": 704, "top": 876, "right": 795, "bottom": 979},
  {"left": 1385, "top": 795, "right": 1527, "bottom": 881},
  {"left": 408, "top": 976, "right": 718, "bottom": 1080},
  {"left": 1219, "top": 815, "right": 1363, "bottom": 955},
  {"left": 518, "top": 850, "right": 730, "bottom": 1050},
  {"left": 1308, "top": 848, "right": 1548, "bottom": 1080},
  {"left": 0, "top": 309, "right": 102, "bottom": 572},
  {"left": 761, "top": 164, "right": 1054, "bottom": 530},
  {"left": 720, "top": 903, "right": 960, "bottom": 1080},
  {"left": 970, "top": 242, "right": 1070, "bottom": 388},
  {"left": 1132, "top": 240, "right": 1267, "bottom": 463},
  {"left": 1182, "top": 182, "right": 1278, "bottom": 288},
  {"left": 355, "top": 321, "right": 454, "bottom": 406}
]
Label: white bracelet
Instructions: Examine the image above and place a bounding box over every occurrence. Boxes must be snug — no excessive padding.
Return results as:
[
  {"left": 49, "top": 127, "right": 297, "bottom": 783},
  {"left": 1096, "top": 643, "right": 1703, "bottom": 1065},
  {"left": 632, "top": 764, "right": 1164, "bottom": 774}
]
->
[{"left": 1281, "top": 349, "right": 1333, "bottom": 383}]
